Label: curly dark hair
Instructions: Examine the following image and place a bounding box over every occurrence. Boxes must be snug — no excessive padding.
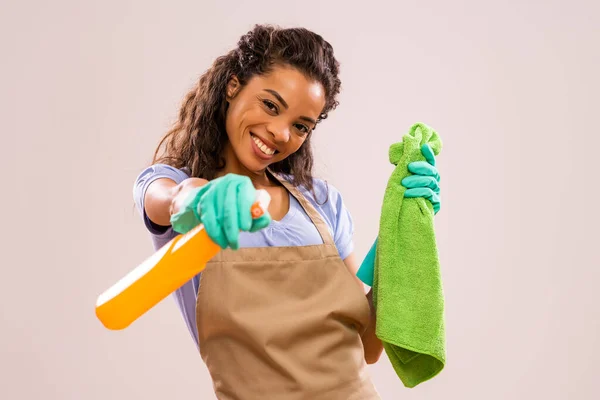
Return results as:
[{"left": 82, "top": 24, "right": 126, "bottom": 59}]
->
[{"left": 151, "top": 24, "right": 342, "bottom": 198}]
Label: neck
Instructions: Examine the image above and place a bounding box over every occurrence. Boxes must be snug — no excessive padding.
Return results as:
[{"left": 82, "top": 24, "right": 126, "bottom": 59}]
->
[{"left": 215, "top": 142, "right": 278, "bottom": 189}]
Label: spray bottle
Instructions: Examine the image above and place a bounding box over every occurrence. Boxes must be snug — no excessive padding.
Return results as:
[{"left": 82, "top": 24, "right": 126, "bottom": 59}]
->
[{"left": 95, "top": 189, "right": 271, "bottom": 330}]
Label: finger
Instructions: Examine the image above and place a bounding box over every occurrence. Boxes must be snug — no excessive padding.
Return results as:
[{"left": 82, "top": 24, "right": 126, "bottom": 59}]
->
[
  {"left": 170, "top": 210, "right": 196, "bottom": 234},
  {"left": 401, "top": 175, "right": 440, "bottom": 193},
  {"left": 430, "top": 191, "right": 440, "bottom": 206},
  {"left": 421, "top": 143, "right": 436, "bottom": 166},
  {"left": 223, "top": 180, "right": 241, "bottom": 250},
  {"left": 404, "top": 187, "right": 436, "bottom": 201},
  {"left": 237, "top": 179, "right": 255, "bottom": 232},
  {"left": 408, "top": 161, "right": 440, "bottom": 181},
  {"left": 404, "top": 188, "right": 441, "bottom": 209},
  {"left": 250, "top": 212, "right": 272, "bottom": 232},
  {"left": 202, "top": 181, "right": 229, "bottom": 249},
  {"left": 214, "top": 178, "right": 229, "bottom": 228},
  {"left": 199, "top": 201, "right": 228, "bottom": 249}
]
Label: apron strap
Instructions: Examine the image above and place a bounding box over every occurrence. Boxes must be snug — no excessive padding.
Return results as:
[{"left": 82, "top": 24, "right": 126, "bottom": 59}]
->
[{"left": 267, "top": 169, "right": 336, "bottom": 247}]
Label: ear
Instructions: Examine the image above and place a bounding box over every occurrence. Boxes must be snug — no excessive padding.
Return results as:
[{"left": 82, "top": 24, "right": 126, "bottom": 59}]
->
[{"left": 226, "top": 75, "right": 241, "bottom": 101}]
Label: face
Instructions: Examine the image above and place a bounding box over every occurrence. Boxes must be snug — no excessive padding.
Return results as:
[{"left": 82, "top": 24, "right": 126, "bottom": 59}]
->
[{"left": 223, "top": 64, "right": 326, "bottom": 174}]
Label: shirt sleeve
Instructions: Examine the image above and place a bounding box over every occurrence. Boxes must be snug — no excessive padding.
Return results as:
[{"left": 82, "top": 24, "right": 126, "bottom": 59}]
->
[{"left": 132, "top": 164, "right": 190, "bottom": 235}]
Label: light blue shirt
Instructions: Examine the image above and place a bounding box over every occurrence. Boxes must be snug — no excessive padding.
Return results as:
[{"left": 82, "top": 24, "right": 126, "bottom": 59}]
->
[{"left": 133, "top": 164, "right": 356, "bottom": 347}]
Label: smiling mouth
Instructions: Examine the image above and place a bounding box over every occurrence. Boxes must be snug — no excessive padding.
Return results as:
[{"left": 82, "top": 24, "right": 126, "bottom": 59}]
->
[{"left": 251, "top": 133, "right": 279, "bottom": 156}]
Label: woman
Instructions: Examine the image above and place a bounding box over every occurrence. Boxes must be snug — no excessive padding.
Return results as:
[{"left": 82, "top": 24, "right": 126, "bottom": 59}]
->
[{"left": 133, "top": 24, "right": 441, "bottom": 400}]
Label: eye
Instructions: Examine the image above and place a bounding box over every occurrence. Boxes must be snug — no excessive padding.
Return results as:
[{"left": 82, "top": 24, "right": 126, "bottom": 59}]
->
[
  {"left": 262, "top": 99, "right": 278, "bottom": 114},
  {"left": 294, "top": 123, "right": 310, "bottom": 135}
]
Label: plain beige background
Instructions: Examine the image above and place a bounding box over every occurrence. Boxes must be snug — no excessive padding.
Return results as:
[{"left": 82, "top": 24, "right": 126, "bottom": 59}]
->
[{"left": 1, "top": 0, "right": 599, "bottom": 399}]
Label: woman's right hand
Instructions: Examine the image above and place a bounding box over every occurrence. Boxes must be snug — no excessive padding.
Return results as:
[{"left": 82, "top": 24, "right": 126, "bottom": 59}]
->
[{"left": 170, "top": 173, "right": 271, "bottom": 249}]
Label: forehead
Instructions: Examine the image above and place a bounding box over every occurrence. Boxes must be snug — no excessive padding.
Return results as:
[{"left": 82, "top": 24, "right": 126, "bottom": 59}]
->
[{"left": 249, "top": 65, "right": 326, "bottom": 114}]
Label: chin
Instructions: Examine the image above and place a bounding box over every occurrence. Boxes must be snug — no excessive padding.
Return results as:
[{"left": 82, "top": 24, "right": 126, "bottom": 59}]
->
[{"left": 239, "top": 155, "right": 271, "bottom": 174}]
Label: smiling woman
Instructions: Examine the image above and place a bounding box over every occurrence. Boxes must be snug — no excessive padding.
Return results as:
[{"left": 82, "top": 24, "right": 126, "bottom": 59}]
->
[
  {"left": 133, "top": 24, "right": 383, "bottom": 400},
  {"left": 131, "top": 23, "right": 441, "bottom": 400}
]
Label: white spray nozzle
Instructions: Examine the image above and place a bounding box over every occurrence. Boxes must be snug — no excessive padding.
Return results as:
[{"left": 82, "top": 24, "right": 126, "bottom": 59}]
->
[{"left": 255, "top": 189, "right": 271, "bottom": 213}]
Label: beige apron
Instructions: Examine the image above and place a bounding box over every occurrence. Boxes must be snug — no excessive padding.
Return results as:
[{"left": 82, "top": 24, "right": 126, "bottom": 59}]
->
[{"left": 195, "top": 171, "right": 381, "bottom": 400}]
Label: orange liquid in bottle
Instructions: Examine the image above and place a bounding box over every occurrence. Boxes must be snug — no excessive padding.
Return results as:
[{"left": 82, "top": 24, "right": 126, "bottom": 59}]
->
[{"left": 95, "top": 189, "right": 270, "bottom": 330}]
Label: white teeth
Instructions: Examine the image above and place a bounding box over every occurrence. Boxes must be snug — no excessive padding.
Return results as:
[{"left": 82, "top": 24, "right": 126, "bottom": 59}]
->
[{"left": 252, "top": 135, "right": 276, "bottom": 155}]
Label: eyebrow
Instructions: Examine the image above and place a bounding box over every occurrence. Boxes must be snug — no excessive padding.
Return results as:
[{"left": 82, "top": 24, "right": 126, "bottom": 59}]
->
[{"left": 263, "top": 89, "right": 317, "bottom": 126}]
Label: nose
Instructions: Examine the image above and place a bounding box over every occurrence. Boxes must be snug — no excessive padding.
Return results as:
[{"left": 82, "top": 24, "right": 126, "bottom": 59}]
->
[{"left": 267, "top": 120, "right": 291, "bottom": 144}]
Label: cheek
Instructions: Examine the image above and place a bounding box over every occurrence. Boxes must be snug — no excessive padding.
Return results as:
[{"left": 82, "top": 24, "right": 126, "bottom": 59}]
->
[
  {"left": 225, "top": 103, "right": 247, "bottom": 137},
  {"left": 287, "top": 136, "right": 307, "bottom": 154},
  {"left": 229, "top": 102, "right": 261, "bottom": 131},
  {"left": 224, "top": 105, "right": 236, "bottom": 132}
]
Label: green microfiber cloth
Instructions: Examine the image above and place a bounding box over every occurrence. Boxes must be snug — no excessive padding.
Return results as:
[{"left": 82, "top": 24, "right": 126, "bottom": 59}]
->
[{"left": 372, "top": 122, "right": 446, "bottom": 388}]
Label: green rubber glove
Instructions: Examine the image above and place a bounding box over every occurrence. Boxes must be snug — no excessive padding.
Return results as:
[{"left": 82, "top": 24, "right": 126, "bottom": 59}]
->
[
  {"left": 356, "top": 238, "right": 378, "bottom": 287},
  {"left": 356, "top": 144, "right": 442, "bottom": 286},
  {"left": 402, "top": 143, "right": 441, "bottom": 214},
  {"left": 170, "top": 173, "right": 271, "bottom": 250}
]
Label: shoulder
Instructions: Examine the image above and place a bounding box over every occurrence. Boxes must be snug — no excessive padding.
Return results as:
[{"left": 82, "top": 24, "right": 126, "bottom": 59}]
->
[
  {"left": 134, "top": 163, "right": 191, "bottom": 187},
  {"left": 279, "top": 173, "right": 355, "bottom": 254},
  {"left": 278, "top": 173, "right": 345, "bottom": 211},
  {"left": 304, "top": 177, "right": 345, "bottom": 213},
  {"left": 133, "top": 163, "right": 191, "bottom": 201}
]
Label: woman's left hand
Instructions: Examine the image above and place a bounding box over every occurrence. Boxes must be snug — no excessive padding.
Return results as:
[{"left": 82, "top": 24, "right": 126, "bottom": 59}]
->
[
  {"left": 401, "top": 143, "right": 441, "bottom": 214},
  {"left": 357, "top": 143, "right": 442, "bottom": 287}
]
